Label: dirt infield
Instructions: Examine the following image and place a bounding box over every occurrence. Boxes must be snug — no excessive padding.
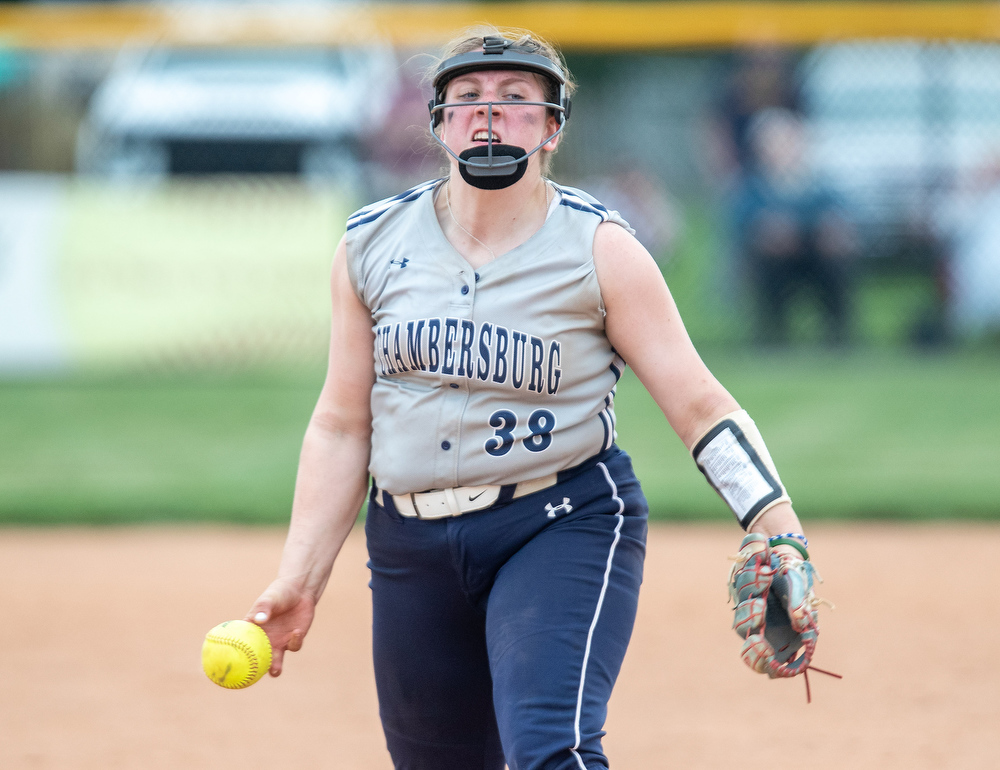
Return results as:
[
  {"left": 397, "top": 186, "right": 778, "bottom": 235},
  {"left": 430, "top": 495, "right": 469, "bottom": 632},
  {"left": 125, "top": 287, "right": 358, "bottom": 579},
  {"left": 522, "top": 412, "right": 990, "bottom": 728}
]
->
[{"left": 2, "top": 523, "right": 997, "bottom": 769}]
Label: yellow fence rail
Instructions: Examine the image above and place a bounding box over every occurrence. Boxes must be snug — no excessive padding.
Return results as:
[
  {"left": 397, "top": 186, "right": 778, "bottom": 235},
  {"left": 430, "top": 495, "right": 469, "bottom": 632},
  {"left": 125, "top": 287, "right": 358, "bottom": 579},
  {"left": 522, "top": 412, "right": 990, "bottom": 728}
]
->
[{"left": 2, "top": 2, "right": 1000, "bottom": 51}]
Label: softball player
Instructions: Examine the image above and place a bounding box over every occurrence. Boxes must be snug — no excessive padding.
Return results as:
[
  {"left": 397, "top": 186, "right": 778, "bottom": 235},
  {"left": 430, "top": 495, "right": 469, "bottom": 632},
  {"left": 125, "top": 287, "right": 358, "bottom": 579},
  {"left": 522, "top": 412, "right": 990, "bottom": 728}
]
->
[{"left": 248, "top": 26, "right": 810, "bottom": 770}]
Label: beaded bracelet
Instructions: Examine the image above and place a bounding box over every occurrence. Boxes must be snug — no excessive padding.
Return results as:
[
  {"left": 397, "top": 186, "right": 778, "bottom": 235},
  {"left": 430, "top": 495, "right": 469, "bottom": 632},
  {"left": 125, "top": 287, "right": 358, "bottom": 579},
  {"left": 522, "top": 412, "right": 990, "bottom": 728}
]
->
[
  {"left": 768, "top": 532, "right": 808, "bottom": 548},
  {"left": 767, "top": 536, "right": 809, "bottom": 561}
]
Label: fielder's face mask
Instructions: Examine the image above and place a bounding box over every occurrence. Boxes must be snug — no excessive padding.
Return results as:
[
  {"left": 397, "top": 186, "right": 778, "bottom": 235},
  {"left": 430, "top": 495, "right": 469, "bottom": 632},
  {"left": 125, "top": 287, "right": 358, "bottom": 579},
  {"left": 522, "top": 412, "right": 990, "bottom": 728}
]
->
[{"left": 429, "top": 36, "right": 572, "bottom": 190}]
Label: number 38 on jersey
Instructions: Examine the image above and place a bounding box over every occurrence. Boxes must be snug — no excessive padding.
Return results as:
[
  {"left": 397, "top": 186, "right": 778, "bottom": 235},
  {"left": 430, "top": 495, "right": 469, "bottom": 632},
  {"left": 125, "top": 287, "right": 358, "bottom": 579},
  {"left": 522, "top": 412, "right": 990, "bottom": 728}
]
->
[{"left": 485, "top": 408, "right": 556, "bottom": 456}]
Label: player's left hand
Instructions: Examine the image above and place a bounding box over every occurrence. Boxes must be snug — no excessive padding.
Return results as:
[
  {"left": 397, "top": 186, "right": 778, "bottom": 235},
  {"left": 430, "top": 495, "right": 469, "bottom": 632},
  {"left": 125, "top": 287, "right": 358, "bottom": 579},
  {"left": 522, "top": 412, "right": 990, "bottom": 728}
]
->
[
  {"left": 727, "top": 533, "right": 838, "bottom": 698},
  {"left": 245, "top": 577, "right": 317, "bottom": 677}
]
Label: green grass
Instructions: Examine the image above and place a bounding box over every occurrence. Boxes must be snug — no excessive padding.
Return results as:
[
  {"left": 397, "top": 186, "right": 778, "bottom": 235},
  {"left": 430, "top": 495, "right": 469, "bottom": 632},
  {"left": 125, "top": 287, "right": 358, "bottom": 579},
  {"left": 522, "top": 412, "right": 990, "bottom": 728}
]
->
[
  {"left": 1, "top": 351, "right": 998, "bottom": 524},
  {"left": 0, "top": 369, "right": 324, "bottom": 524},
  {"left": 619, "top": 349, "right": 1000, "bottom": 521}
]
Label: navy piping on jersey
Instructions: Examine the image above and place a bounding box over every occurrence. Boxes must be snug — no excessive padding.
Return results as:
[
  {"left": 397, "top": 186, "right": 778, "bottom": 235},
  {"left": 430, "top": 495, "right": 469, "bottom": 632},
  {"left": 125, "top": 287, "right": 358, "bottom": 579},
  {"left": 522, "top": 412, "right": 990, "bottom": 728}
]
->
[
  {"left": 598, "top": 393, "right": 616, "bottom": 452},
  {"left": 347, "top": 179, "right": 441, "bottom": 231},
  {"left": 553, "top": 184, "right": 613, "bottom": 221},
  {"left": 350, "top": 180, "right": 613, "bottom": 230}
]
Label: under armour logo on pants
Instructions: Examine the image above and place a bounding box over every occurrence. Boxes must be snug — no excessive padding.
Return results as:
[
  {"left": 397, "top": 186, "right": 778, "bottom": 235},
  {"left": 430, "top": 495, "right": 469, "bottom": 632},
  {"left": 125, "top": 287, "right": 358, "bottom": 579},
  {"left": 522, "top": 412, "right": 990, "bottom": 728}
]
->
[{"left": 545, "top": 498, "right": 573, "bottom": 519}]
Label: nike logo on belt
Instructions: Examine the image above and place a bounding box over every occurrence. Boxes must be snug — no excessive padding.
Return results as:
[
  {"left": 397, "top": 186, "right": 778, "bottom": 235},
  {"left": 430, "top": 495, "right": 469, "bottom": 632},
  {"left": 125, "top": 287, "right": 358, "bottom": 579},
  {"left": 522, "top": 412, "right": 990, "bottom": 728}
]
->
[{"left": 468, "top": 490, "right": 486, "bottom": 501}]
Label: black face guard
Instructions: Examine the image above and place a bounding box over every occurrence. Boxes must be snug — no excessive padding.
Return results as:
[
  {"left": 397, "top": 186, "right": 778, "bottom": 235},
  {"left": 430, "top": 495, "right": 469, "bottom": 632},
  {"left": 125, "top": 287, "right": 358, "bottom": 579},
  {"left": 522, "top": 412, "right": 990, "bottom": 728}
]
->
[{"left": 428, "top": 36, "right": 572, "bottom": 189}]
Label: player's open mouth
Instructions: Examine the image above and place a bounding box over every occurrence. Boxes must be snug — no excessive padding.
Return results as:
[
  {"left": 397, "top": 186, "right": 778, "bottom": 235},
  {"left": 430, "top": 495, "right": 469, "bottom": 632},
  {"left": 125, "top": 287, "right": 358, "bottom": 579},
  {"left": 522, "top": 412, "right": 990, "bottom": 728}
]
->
[{"left": 472, "top": 130, "right": 501, "bottom": 143}]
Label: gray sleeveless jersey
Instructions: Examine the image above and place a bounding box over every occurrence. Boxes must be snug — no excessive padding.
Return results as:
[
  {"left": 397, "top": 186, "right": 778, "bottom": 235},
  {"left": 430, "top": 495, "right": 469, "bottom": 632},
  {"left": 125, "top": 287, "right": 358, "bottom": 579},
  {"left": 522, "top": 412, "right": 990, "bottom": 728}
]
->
[{"left": 345, "top": 179, "right": 633, "bottom": 495}]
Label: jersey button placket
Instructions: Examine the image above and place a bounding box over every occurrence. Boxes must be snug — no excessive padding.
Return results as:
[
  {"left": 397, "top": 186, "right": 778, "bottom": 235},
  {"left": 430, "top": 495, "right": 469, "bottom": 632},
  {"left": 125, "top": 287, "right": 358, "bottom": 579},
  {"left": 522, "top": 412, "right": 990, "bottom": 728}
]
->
[
  {"left": 457, "top": 270, "right": 474, "bottom": 300},
  {"left": 438, "top": 270, "right": 473, "bottom": 481}
]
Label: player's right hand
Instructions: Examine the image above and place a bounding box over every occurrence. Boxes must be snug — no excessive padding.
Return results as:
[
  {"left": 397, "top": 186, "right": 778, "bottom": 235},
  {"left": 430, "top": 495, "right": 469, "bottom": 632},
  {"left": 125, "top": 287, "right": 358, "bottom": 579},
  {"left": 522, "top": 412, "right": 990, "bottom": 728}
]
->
[{"left": 245, "top": 577, "right": 317, "bottom": 677}]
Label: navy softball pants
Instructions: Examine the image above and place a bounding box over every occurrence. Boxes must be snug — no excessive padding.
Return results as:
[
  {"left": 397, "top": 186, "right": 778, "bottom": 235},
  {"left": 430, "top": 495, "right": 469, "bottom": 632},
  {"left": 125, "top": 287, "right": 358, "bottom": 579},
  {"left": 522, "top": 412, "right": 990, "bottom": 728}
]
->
[{"left": 365, "top": 445, "right": 648, "bottom": 770}]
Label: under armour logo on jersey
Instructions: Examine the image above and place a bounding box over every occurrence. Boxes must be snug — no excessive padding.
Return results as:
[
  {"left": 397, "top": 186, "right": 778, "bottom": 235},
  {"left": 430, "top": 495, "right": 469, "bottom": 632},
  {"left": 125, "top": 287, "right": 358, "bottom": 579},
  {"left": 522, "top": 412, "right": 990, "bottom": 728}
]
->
[
  {"left": 389, "top": 257, "right": 409, "bottom": 269},
  {"left": 545, "top": 498, "right": 573, "bottom": 519}
]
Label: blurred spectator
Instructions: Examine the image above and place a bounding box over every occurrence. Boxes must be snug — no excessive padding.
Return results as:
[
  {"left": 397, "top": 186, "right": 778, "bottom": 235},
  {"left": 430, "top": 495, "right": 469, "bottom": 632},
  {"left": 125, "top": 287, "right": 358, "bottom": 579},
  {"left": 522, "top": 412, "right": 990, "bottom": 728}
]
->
[
  {"left": 941, "top": 156, "right": 1000, "bottom": 340},
  {"left": 729, "top": 108, "right": 858, "bottom": 347},
  {"left": 580, "top": 167, "right": 683, "bottom": 265},
  {"left": 360, "top": 55, "right": 443, "bottom": 199},
  {"left": 707, "top": 46, "right": 802, "bottom": 183}
]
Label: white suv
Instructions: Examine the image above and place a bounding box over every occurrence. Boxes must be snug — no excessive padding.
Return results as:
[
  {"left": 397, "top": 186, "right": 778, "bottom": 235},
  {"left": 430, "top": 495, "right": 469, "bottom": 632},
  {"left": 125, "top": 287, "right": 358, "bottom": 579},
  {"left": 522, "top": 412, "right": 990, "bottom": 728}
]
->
[{"left": 77, "top": 45, "right": 398, "bottom": 180}]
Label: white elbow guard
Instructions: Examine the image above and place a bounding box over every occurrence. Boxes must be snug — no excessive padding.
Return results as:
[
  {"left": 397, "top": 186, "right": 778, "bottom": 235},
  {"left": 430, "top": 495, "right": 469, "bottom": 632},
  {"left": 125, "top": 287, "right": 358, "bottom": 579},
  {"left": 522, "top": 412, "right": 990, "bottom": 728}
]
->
[{"left": 691, "top": 409, "right": 791, "bottom": 530}]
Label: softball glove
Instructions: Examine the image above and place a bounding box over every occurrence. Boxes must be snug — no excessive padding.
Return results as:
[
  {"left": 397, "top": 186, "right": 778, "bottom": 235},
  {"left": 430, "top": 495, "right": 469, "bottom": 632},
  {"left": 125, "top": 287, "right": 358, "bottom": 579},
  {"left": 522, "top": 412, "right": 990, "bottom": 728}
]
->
[{"left": 728, "top": 533, "right": 827, "bottom": 683}]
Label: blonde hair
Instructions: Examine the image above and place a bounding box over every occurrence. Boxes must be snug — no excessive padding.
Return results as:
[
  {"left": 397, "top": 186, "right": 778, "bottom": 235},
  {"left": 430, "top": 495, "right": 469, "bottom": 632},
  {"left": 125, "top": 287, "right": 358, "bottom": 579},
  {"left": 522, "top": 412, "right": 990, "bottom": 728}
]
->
[{"left": 426, "top": 25, "right": 576, "bottom": 174}]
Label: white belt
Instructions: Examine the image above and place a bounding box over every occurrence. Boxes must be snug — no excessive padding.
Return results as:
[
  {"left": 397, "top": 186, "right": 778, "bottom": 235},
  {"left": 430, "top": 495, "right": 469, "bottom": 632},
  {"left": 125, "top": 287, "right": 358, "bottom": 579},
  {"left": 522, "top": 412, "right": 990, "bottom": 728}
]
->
[{"left": 375, "top": 473, "right": 559, "bottom": 519}]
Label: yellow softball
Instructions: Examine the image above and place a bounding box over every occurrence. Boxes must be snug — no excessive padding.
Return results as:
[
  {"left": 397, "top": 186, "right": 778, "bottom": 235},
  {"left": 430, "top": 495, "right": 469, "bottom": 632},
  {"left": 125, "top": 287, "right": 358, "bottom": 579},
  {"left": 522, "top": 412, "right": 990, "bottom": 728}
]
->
[{"left": 202, "top": 620, "right": 273, "bottom": 689}]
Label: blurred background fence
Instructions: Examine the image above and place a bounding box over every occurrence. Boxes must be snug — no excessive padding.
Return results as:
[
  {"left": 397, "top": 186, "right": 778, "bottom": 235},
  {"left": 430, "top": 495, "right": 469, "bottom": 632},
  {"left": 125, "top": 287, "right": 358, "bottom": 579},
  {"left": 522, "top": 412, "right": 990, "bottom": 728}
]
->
[{"left": 0, "top": 1, "right": 998, "bottom": 522}]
